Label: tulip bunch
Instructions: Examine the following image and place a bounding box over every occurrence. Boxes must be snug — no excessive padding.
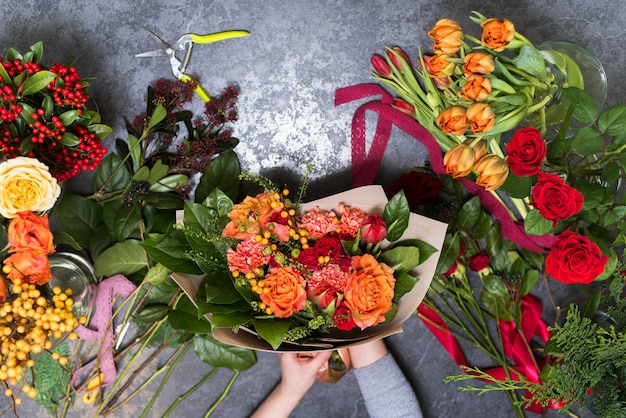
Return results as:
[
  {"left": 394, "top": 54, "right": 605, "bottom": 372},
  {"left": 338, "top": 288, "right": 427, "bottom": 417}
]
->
[{"left": 371, "top": 11, "right": 565, "bottom": 191}]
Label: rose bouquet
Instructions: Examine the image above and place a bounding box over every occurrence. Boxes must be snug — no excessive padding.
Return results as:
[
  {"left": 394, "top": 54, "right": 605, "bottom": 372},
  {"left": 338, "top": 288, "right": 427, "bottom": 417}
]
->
[{"left": 170, "top": 183, "right": 446, "bottom": 351}]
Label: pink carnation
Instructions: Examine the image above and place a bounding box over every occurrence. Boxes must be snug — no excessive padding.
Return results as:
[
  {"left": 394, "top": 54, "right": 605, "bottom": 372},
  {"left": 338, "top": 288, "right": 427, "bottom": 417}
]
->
[
  {"left": 336, "top": 204, "right": 367, "bottom": 239},
  {"left": 308, "top": 265, "right": 349, "bottom": 294},
  {"left": 226, "top": 236, "right": 270, "bottom": 274},
  {"left": 298, "top": 207, "right": 338, "bottom": 239}
]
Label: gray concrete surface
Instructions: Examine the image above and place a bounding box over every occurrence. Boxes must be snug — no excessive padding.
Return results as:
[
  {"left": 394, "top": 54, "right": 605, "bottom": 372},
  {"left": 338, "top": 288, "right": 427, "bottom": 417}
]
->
[{"left": 3, "top": 0, "right": 620, "bottom": 417}]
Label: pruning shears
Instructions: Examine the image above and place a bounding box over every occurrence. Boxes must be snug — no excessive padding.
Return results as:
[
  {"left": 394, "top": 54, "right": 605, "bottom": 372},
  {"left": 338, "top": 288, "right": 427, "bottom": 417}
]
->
[{"left": 135, "top": 28, "right": 250, "bottom": 102}]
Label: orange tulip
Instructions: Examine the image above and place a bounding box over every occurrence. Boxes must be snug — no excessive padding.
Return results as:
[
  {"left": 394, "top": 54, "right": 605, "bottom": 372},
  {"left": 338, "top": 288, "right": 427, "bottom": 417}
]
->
[
  {"left": 460, "top": 75, "right": 492, "bottom": 102},
  {"left": 463, "top": 51, "right": 496, "bottom": 76},
  {"left": 428, "top": 18, "right": 464, "bottom": 55},
  {"left": 474, "top": 154, "right": 509, "bottom": 190},
  {"left": 466, "top": 103, "right": 495, "bottom": 134},
  {"left": 443, "top": 144, "right": 476, "bottom": 178},
  {"left": 436, "top": 105, "right": 468, "bottom": 135},
  {"left": 481, "top": 18, "right": 515, "bottom": 52},
  {"left": 472, "top": 139, "right": 488, "bottom": 161},
  {"left": 424, "top": 54, "right": 455, "bottom": 78}
]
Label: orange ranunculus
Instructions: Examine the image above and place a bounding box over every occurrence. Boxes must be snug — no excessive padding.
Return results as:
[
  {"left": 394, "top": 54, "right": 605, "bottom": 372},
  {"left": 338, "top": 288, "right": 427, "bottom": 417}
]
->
[
  {"left": 428, "top": 18, "right": 464, "bottom": 55},
  {"left": 460, "top": 75, "right": 491, "bottom": 102},
  {"left": 436, "top": 105, "right": 468, "bottom": 135},
  {"left": 343, "top": 254, "right": 395, "bottom": 330},
  {"left": 7, "top": 212, "right": 55, "bottom": 254},
  {"left": 4, "top": 250, "right": 52, "bottom": 285},
  {"left": 259, "top": 266, "right": 307, "bottom": 318},
  {"left": 463, "top": 51, "right": 496, "bottom": 76},
  {"left": 0, "top": 276, "right": 7, "bottom": 302},
  {"left": 222, "top": 191, "right": 277, "bottom": 239},
  {"left": 424, "top": 54, "right": 455, "bottom": 78},
  {"left": 466, "top": 103, "right": 495, "bottom": 134},
  {"left": 443, "top": 144, "right": 476, "bottom": 178},
  {"left": 481, "top": 18, "right": 515, "bottom": 52},
  {"left": 474, "top": 154, "right": 509, "bottom": 190}
]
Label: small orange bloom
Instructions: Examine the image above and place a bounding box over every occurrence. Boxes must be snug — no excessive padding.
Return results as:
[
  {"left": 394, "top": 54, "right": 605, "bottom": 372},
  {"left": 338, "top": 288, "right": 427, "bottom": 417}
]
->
[
  {"left": 0, "top": 276, "right": 7, "bottom": 302},
  {"left": 4, "top": 250, "right": 52, "bottom": 285},
  {"left": 460, "top": 75, "right": 492, "bottom": 102},
  {"left": 466, "top": 103, "right": 495, "bottom": 134},
  {"left": 343, "top": 254, "right": 395, "bottom": 330},
  {"left": 7, "top": 212, "right": 55, "bottom": 255},
  {"left": 424, "top": 54, "right": 455, "bottom": 78},
  {"left": 428, "top": 18, "right": 464, "bottom": 55},
  {"left": 443, "top": 144, "right": 476, "bottom": 178},
  {"left": 481, "top": 18, "right": 515, "bottom": 52},
  {"left": 222, "top": 191, "right": 277, "bottom": 239},
  {"left": 474, "top": 154, "right": 510, "bottom": 190},
  {"left": 259, "top": 267, "right": 307, "bottom": 318},
  {"left": 463, "top": 51, "right": 496, "bottom": 76},
  {"left": 436, "top": 105, "right": 468, "bottom": 135}
]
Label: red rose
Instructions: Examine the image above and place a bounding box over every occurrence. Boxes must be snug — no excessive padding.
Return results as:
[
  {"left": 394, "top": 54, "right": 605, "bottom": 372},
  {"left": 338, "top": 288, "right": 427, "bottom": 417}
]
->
[
  {"left": 332, "top": 302, "right": 357, "bottom": 331},
  {"left": 297, "top": 247, "right": 320, "bottom": 270},
  {"left": 506, "top": 127, "right": 546, "bottom": 176},
  {"left": 545, "top": 231, "right": 608, "bottom": 284},
  {"left": 387, "top": 171, "right": 443, "bottom": 210},
  {"left": 531, "top": 172, "right": 583, "bottom": 225},
  {"left": 314, "top": 236, "right": 344, "bottom": 261},
  {"left": 360, "top": 214, "right": 387, "bottom": 244},
  {"left": 469, "top": 252, "right": 489, "bottom": 272}
]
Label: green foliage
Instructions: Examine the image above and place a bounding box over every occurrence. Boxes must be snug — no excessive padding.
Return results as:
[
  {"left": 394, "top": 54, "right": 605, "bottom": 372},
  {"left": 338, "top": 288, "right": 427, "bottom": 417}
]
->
[{"left": 31, "top": 342, "right": 73, "bottom": 415}]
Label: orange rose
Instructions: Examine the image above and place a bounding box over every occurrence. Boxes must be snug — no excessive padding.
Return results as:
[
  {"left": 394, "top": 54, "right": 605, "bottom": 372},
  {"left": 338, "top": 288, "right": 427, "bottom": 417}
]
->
[
  {"left": 460, "top": 75, "right": 491, "bottom": 102},
  {"left": 474, "top": 154, "right": 509, "bottom": 190},
  {"left": 4, "top": 250, "right": 52, "bottom": 285},
  {"left": 481, "top": 18, "right": 515, "bottom": 52},
  {"left": 0, "top": 276, "right": 7, "bottom": 302},
  {"left": 463, "top": 51, "right": 495, "bottom": 76},
  {"left": 443, "top": 143, "right": 475, "bottom": 178},
  {"left": 259, "top": 267, "right": 307, "bottom": 318},
  {"left": 7, "top": 212, "right": 55, "bottom": 254},
  {"left": 466, "top": 103, "right": 495, "bottom": 134},
  {"left": 222, "top": 191, "right": 281, "bottom": 239},
  {"left": 428, "top": 18, "right": 464, "bottom": 55},
  {"left": 436, "top": 105, "right": 468, "bottom": 135},
  {"left": 424, "top": 54, "right": 455, "bottom": 78},
  {"left": 343, "top": 254, "right": 395, "bottom": 330}
]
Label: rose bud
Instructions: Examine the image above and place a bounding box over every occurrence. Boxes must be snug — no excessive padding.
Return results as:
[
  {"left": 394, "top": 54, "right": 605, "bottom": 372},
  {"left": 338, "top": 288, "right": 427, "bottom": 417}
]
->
[
  {"left": 436, "top": 105, "right": 468, "bottom": 135},
  {"left": 424, "top": 54, "right": 455, "bottom": 78},
  {"left": 360, "top": 214, "right": 388, "bottom": 244},
  {"left": 428, "top": 18, "right": 464, "bottom": 55},
  {"left": 469, "top": 252, "right": 490, "bottom": 276},
  {"left": 481, "top": 18, "right": 515, "bottom": 52},
  {"left": 462, "top": 51, "right": 496, "bottom": 76},
  {"left": 386, "top": 47, "right": 411, "bottom": 72},
  {"left": 466, "top": 102, "right": 495, "bottom": 134},
  {"left": 391, "top": 98, "right": 416, "bottom": 117},
  {"left": 371, "top": 54, "right": 392, "bottom": 78},
  {"left": 460, "top": 75, "right": 492, "bottom": 102},
  {"left": 443, "top": 143, "right": 476, "bottom": 178},
  {"left": 474, "top": 154, "right": 509, "bottom": 190}
]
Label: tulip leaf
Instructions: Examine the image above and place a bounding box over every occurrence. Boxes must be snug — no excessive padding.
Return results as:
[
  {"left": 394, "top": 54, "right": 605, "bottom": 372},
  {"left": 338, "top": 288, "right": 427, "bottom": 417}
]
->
[
  {"left": 383, "top": 190, "right": 410, "bottom": 241},
  {"left": 513, "top": 45, "right": 546, "bottom": 79}
]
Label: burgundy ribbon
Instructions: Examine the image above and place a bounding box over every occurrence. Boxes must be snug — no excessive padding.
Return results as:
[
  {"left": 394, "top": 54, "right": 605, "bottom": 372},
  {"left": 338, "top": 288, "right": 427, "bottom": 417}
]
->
[
  {"left": 336, "top": 83, "right": 563, "bottom": 413},
  {"left": 335, "top": 83, "right": 557, "bottom": 253}
]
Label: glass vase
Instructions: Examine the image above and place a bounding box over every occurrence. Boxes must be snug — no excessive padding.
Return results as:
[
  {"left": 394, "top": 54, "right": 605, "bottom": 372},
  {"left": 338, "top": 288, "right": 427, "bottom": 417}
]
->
[{"left": 535, "top": 40, "right": 607, "bottom": 139}]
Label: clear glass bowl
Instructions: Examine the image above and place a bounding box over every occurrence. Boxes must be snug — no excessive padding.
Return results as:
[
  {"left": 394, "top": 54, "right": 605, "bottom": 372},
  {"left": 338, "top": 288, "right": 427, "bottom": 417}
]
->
[{"left": 42, "top": 252, "right": 97, "bottom": 317}]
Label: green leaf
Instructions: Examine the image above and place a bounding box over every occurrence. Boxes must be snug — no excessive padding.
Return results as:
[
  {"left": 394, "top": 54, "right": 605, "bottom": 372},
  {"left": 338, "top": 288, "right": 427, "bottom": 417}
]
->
[
  {"left": 203, "top": 188, "right": 234, "bottom": 217},
  {"left": 89, "top": 123, "right": 113, "bottom": 139},
  {"left": 572, "top": 126, "right": 603, "bottom": 156},
  {"left": 598, "top": 104, "right": 626, "bottom": 136},
  {"left": 59, "top": 110, "right": 80, "bottom": 126},
  {"left": 524, "top": 209, "right": 554, "bottom": 235},
  {"left": 94, "top": 239, "right": 147, "bottom": 277},
  {"left": 193, "top": 333, "right": 256, "bottom": 370},
  {"left": 92, "top": 153, "right": 132, "bottom": 193},
  {"left": 253, "top": 318, "right": 290, "bottom": 350},
  {"left": 21, "top": 70, "right": 56, "bottom": 96},
  {"left": 52, "top": 230, "right": 82, "bottom": 251},
  {"left": 0, "top": 61, "right": 12, "bottom": 85},
  {"left": 500, "top": 173, "right": 533, "bottom": 198},
  {"left": 393, "top": 271, "right": 418, "bottom": 302},
  {"left": 483, "top": 274, "right": 509, "bottom": 297},
  {"left": 141, "top": 231, "right": 203, "bottom": 275},
  {"left": 520, "top": 269, "right": 540, "bottom": 295},
  {"left": 601, "top": 161, "right": 620, "bottom": 184},
  {"left": 379, "top": 246, "right": 420, "bottom": 273},
  {"left": 391, "top": 239, "right": 438, "bottom": 264},
  {"left": 133, "top": 304, "right": 169, "bottom": 323},
  {"left": 471, "top": 211, "right": 493, "bottom": 239},
  {"left": 582, "top": 287, "right": 602, "bottom": 319},
  {"left": 202, "top": 270, "right": 243, "bottom": 304},
  {"left": 149, "top": 174, "right": 189, "bottom": 192},
  {"left": 211, "top": 312, "right": 254, "bottom": 328},
  {"left": 132, "top": 165, "right": 150, "bottom": 182},
  {"left": 458, "top": 196, "right": 482, "bottom": 228},
  {"left": 168, "top": 310, "right": 213, "bottom": 334},
  {"left": 55, "top": 194, "right": 103, "bottom": 248},
  {"left": 148, "top": 104, "right": 167, "bottom": 130},
  {"left": 195, "top": 151, "right": 241, "bottom": 203},
  {"left": 383, "top": 190, "right": 410, "bottom": 241},
  {"left": 479, "top": 288, "right": 513, "bottom": 321},
  {"left": 145, "top": 263, "right": 169, "bottom": 285},
  {"left": 147, "top": 160, "right": 170, "bottom": 184},
  {"left": 128, "top": 134, "right": 141, "bottom": 169},
  {"left": 435, "top": 233, "right": 460, "bottom": 275},
  {"left": 111, "top": 205, "right": 142, "bottom": 242},
  {"left": 513, "top": 45, "right": 546, "bottom": 79},
  {"left": 60, "top": 132, "right": 80, "bottom": 146},
  {"left": 562, "top": 87, "right": 598, "bottom": 125}
]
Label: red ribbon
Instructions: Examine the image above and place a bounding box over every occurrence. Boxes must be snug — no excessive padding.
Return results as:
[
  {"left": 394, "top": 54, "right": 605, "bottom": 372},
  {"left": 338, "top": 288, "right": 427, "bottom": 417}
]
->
[
  {"left": 335, "top": 83, "right": 563, "bottom": 413},
  {"left": 334, "top": 83, "right": 557, "bottom": 253}
]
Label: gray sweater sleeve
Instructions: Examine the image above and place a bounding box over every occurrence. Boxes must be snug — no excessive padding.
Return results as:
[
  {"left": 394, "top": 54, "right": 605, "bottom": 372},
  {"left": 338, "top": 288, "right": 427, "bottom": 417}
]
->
[{"left": 352, "top": 353, "right": 423, "bottom": 418}]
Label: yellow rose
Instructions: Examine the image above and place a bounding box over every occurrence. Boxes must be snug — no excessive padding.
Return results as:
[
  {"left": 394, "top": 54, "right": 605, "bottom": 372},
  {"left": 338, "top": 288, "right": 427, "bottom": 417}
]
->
[{"left": 0, "top": 157, "right": 61, "bottom": 219}]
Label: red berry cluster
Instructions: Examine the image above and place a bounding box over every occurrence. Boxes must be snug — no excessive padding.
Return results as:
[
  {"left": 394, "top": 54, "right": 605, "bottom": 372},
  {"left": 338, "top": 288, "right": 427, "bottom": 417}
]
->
[{"left": 0, "top": 56, "right": 108, "bottom": 181}]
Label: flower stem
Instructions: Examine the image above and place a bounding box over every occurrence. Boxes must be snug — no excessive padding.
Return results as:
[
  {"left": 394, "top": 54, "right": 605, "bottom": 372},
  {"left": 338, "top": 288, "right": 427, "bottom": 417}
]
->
[
  {"left": 162, "top": 368, "right": 219, "bottom": 418},
  {"left": 204, "top": 371, "right": 241, "bottom": 417}
]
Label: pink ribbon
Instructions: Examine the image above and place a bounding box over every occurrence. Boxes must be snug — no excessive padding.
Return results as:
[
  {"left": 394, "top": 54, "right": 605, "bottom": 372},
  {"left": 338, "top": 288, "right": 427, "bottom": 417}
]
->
[
  {"left": 71, "top": 274, "right": 136, "bottom": 393},
  {"left": 335, "top": 83, "right": 558, "bottom": 252}
]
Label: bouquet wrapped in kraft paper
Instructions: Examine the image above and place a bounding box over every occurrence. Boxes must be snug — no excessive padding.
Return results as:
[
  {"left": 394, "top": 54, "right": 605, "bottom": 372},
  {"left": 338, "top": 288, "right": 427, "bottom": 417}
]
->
[{"left": 172, "top": 185, "right": 447, "bottom": 352}]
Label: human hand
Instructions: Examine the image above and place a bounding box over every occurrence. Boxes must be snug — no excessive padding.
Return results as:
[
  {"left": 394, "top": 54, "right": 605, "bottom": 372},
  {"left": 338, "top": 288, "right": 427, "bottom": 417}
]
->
[{"left": 278, "top": 351, "right": 332, "bottom": 398}]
